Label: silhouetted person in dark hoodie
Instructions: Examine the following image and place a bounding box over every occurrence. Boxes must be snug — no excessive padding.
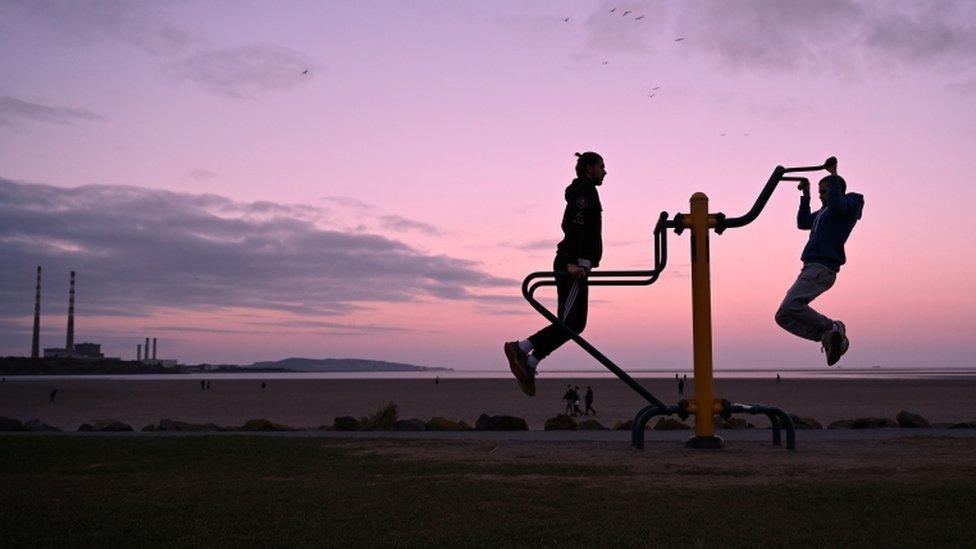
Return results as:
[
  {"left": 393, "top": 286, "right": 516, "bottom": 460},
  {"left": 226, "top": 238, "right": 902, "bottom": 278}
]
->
[
  {"left": 49, "top": 389, "right": 58, "bottom": 402},
  {"left": 677, "top": 377, "right": 685, "bottom": 396},
  {"left": 505, "top": 152, "right": 606, "bottom": 396},
  {"left": 584, "top": 386, "right": 596, "bottom": 415},
  {"left": 775, "top": 157, "right": 864, "bottom": 366}
]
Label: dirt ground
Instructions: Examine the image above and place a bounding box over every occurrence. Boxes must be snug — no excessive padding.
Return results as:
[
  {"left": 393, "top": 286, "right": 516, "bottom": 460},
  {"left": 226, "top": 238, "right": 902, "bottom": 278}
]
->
[{"left": 350, "top": 435, "right": 976, "bottom": 489}]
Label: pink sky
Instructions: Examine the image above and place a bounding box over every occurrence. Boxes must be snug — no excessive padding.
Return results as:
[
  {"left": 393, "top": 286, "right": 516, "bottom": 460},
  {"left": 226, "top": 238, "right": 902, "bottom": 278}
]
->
[{"left": 2, "top": 1, "right": 975, "bottom": 371}]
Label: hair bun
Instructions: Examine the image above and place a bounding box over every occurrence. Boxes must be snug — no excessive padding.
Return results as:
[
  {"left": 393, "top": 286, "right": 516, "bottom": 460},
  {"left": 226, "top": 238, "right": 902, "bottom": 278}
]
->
[{"left": 574, "top": 152, "right": 582, "bottom": 157}]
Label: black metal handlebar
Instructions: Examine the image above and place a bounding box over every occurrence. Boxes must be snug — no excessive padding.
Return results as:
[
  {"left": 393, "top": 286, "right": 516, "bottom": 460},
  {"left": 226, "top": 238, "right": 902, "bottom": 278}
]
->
[{"left": 713, "top": 157, "right": 834, "bottom": 234}]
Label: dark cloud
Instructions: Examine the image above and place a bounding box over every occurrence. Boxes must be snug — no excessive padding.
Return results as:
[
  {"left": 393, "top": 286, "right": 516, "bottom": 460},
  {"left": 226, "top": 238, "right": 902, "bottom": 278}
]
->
[
  {"left": 864, "top": 3, "right": 976, "bottom": 66},
  {"left": 949, "top": 78, "right": 976, "bottom": 96},
  {"left": 574, "top": 2, "right": 670, "bottom": 61},
  {"left": 166, "top": 43, "right": 314, "bottom": 98},
  {"left": 0, "top": 96, "right": 104, "bottom": 127},
  {"left": 188, "top": 169, "right": 216, "bottom": 181},
  {"left": 321, "top": 196, "right": 374, "bottom": 210},
  {"left": 675, "top": 0, "right": 864, "bottom": 73},
  {"left": 3, "top": 1, "right": 313, "bottom": 99},
  {"left": 515, "top": 239, "right": 555, "bottom": 251},
  {"left": 246, "top": 318, "right": 412, "bottom": 335},
  {"left": 380, "top": 215, "right": 439, "bottom": 236},
  {"left": 0, "top": 178, "right": 512, "bottom": 328},
  {"left": 674, "top": 1, "right": 976, "bottom": 74},
  {"left": 2, "top": 0, "right": 199, "bottom": 56}
]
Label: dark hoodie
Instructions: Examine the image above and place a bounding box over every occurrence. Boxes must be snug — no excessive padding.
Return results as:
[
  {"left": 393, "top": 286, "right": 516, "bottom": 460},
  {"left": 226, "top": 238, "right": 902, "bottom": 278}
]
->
[
  {"left": 555, "top": 178, "right": 602, "bottom": 268},
  {"left": 797, "top": 177, "right": 864, "bottom": 272}
]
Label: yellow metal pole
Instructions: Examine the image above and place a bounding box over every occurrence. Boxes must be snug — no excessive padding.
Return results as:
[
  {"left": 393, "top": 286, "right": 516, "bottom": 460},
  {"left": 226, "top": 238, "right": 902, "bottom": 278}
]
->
[{"left": 685, "top": 192, "right": 723, "bottom": 448}]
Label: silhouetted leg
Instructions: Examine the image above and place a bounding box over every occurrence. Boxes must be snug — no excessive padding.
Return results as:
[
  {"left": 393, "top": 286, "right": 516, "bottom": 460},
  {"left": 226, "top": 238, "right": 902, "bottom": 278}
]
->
[{"left": 775, "top": 263, "right": 836, "bottom": 341}]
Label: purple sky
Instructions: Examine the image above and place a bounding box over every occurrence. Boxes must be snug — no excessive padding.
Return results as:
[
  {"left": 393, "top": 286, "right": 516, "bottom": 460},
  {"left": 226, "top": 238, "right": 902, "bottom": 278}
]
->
[{"left": 2, "top": 1, "right": 975, "bottom": 371}]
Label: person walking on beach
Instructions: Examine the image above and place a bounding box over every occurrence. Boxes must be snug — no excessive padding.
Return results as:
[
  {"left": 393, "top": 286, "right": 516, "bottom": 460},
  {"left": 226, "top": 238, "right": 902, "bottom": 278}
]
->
[
  {"left": 49, "top": 388, "right": 58, "bottom": 403},
  {"left": 584, "top": 386, "right": 596, "bottom": 415},
  {"left": 572, "top": 385, "right": 584, "bottom": 416},
  {"left": 677, "top": 376, "right": 685, "bottom": 396},
  {"left": 562, "top": 385, "right": 574, "bottom": 415},
  {"left": 505, "top": 152, "right": 606, "bottom": 396},
  {"left": 775, "top": 157, "right": 864, "bottom": 366}
]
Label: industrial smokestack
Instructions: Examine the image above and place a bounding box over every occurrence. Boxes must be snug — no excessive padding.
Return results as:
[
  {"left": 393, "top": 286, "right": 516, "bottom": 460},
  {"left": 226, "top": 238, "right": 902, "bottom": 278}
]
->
[
  {"left": 31, "top": 266, "right": 41, "bottom": 361},
  {"left": 145, "top": 337, "right": 150, "bottom": 361},
  {"left": 152, "top": 337, "right": 157, "bottom": 360},
  {"left": 137, "top": 344, "right": 142, "bottom": 361},
  {"left": 66, "top": 271, "right": 75, "bottom": 351}
]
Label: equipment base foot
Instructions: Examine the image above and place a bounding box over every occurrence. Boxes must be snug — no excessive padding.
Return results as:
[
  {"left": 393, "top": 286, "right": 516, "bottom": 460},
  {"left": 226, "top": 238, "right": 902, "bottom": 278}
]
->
[{"left": 685, "top": 435, "right": 725, "bottom": 449}]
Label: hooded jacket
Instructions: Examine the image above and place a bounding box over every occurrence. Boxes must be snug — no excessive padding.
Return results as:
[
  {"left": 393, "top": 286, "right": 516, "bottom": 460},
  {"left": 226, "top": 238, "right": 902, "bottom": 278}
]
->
[
  {"left": 555, "top": 178, "right": 603, "bottom": 268},
  {"left": 797, "top": 178, "right": 864, "bottom": 272}
]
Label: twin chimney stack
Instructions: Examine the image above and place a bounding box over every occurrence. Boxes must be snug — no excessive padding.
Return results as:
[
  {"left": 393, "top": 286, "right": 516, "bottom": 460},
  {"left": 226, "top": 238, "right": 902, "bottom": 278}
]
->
[
  {"left": 137, "top": 337, "right": 159, "bottom": 361},
  {"left": 31, "top": 266, "right": 41, "bottom": 360},
  {"left": 66, "top": 271, "right": 75, "bottom": 351}
]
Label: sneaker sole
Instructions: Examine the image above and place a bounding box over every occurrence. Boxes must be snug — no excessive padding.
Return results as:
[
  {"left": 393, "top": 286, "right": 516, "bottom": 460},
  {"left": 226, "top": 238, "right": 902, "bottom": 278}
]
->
[
  {"left": 504, "top": 343, "right": 535, "bottom": 396},
  {"left": 826, "top": 330, "right": 844, "bottom": 366}
]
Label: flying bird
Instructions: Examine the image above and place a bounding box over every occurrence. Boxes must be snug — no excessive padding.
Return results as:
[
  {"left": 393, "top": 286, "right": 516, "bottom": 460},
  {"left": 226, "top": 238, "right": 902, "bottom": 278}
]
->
[
  {"left": 635, "top": 15, "right": 645, "bottom": 20},
  {"left": 674, "top": 37, "right": 685, "bottom": 42},
  {"left": 647, "top": 93, "right": 656, "bottom": 98},
  {"left": 622, "top": 10, "right": 631, "bottom": 16},
  {"left": 602, "top": 61, "right": 609, "bottom": 65},
  {"left": 610, "top": 7, "right": 616, "bottom": 13},
  {"left": 651, "top": 86, "right": 660, "bottom": 90},
  {"left": 563, "top": 17, "right": 570, "bottom": 22},
  {"left": 302, "top": 69, "right": 309, "bottom": 74}
]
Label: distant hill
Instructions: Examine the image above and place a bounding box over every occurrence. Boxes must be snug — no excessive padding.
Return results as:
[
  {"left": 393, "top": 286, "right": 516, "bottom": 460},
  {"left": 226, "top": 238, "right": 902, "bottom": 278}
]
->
[{"left": 246, "top": 357, "right": 451, "bottom": 372}]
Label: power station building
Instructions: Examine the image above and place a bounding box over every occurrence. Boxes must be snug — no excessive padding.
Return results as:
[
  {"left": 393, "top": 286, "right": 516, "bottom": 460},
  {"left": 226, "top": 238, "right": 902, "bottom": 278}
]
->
[{"left": 31, "top": 266, "right": 178, "bottom": 366}]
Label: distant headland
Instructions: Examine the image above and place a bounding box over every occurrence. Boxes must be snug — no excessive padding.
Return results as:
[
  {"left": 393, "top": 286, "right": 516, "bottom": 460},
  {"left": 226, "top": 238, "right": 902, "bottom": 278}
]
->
[{"left": 246, "top": 358, "right": 451, "bottom": 373}]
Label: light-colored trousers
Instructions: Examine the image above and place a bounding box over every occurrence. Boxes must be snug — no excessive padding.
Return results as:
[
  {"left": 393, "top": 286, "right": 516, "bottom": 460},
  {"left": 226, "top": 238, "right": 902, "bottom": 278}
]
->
[{"left": 775, "top": 263, "right": 836, "bottom": 342}]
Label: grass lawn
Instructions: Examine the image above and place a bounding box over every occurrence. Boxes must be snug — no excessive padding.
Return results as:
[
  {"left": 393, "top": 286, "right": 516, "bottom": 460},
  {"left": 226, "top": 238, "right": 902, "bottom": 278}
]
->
[{"left": 2, "top": 436, "right": 975, "bottom": 547}]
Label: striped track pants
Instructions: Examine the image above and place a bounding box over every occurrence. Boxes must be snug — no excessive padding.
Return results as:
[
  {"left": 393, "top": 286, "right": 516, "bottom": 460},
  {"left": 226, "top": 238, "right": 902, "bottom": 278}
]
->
[{"left": 527, "top": 257, "right": 589, "bottom": 360}]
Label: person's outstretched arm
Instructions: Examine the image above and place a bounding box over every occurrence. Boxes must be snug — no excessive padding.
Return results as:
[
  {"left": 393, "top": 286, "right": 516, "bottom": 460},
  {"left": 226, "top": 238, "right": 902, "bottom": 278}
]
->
[
  {"left": 797, "top": 181, "right": 815, "bottom": 230},
  {"left": 825, "top": 176, "right": 859, "bottom": 216}
]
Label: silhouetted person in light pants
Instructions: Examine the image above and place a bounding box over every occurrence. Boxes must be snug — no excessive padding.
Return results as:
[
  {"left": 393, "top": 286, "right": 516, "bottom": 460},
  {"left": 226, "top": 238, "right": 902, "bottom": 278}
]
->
[{"left": 775, "top": 158, "right": 864, "bottom": 366}]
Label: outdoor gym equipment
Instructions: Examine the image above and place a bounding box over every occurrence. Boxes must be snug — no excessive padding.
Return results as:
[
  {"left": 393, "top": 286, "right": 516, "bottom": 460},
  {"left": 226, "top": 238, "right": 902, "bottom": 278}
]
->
[{"left": 520, "top": 157, "right": 837, "bottom": 450}]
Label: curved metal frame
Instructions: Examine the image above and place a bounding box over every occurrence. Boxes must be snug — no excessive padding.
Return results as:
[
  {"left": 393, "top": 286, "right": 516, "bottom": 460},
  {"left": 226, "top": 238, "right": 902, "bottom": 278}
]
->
[
  {"left": 726, "top": 403, "right": 797, "bottom": 450},
  {"left": 520, "top": 211, "right": 677, "bottom": 410}
]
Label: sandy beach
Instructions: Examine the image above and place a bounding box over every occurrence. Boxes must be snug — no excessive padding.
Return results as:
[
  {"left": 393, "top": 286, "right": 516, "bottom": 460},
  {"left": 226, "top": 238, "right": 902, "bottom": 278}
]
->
[{"left": 2, "top": 376, "right": 974, "bottom": 431}]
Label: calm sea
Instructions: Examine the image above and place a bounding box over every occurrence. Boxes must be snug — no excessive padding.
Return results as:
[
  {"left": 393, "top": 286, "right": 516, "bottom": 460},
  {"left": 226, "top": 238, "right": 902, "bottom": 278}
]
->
[{"left": 6, "top": 368, "right": 976, "bottom": 382}]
